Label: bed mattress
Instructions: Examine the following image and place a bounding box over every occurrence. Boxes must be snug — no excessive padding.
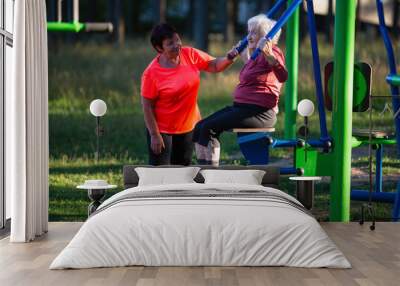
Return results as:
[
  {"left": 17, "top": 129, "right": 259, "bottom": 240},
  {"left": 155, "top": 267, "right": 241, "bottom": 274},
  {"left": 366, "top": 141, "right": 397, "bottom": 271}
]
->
[{"left": 50, "top": 183, "right": 351, "bottom": 269}]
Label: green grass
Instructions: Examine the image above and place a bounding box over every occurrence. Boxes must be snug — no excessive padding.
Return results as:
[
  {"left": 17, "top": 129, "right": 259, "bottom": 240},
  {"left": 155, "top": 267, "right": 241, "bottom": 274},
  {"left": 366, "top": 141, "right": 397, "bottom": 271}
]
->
[{"left": 49, "top": 36, "right": 400, "bottom": 222}]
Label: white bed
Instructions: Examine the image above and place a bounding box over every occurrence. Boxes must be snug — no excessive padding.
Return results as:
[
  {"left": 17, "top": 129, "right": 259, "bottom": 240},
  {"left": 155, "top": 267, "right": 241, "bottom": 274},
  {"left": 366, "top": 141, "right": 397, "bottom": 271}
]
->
[{"left": 50, "top": 183, "right": 351, "bottom": 269}]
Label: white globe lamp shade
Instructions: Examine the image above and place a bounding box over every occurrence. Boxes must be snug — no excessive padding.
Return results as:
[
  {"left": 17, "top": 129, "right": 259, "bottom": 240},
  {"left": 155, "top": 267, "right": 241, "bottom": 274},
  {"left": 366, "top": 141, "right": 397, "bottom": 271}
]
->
[
  {"left": 297, "top": 99, "right": 315, "bottom": 117},
  {"left": 90, "top": 99, "right": 107, "bottom": 117}
]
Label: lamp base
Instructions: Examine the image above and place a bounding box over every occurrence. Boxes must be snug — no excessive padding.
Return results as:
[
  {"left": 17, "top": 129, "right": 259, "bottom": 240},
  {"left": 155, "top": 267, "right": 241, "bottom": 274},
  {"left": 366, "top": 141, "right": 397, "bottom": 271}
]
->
[
  {"left": 87, "top": 188, "right": 106, "bottom": 216},
  {"left": 296, "top": 180, "right": 314, "bottom": 210}
]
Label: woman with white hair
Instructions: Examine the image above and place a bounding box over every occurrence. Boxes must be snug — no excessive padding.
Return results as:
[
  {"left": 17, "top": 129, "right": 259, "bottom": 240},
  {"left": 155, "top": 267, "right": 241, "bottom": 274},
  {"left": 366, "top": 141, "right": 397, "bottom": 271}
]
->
[{"left": 193, "top": 14, "right": 288, "bottom": 165}]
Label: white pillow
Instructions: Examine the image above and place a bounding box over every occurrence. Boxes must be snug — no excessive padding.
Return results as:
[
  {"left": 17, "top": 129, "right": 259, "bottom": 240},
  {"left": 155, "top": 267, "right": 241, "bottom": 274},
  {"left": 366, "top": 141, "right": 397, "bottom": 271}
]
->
[
  {"left": 200, "top": 169, "right": 266, "bottom": 185},
  {"left": 135, "top": 167, "right": 200, "bottom": 186}
]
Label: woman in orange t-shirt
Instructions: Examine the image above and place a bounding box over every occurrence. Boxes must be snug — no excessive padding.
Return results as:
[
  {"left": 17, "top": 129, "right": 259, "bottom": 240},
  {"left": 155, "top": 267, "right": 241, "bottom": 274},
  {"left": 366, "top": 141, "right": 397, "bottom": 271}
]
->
[{"left": 141, "top": 23, "right": 235, "bottom": 165}]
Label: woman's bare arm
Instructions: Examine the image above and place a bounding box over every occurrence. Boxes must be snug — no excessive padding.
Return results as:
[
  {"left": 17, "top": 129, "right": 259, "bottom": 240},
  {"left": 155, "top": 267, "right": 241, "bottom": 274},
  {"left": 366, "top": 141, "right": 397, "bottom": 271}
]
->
[
  {"left": 205, "top": 57, "right": 235, "bottom": 73},
  {"left": 142, "top": 97, "right": 165, "bottom": 154}
]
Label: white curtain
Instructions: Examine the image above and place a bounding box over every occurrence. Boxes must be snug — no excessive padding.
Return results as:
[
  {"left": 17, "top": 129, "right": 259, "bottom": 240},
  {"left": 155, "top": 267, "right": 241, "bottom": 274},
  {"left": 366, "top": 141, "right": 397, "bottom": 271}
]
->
[{"left": 8, "top": 0, "right": 49, "bottom": 242}]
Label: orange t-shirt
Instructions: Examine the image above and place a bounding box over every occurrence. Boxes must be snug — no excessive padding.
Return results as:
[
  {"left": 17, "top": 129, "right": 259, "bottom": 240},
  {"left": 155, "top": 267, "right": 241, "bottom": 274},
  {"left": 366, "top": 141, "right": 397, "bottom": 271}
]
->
[{"left": 141, "top": 46, "right": 215, "bottom": 134}]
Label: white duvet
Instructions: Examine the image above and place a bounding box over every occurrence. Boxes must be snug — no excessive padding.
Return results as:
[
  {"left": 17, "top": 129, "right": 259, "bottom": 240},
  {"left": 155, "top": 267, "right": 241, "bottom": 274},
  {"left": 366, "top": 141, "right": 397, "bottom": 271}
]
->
[{"left": 50, "top": 183, "right": 351, "bottom": 269}]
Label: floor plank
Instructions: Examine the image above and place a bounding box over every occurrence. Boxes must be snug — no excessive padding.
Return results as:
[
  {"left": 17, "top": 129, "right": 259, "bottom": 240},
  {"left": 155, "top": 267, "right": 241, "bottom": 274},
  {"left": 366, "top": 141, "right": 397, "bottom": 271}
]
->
[{"left": 0, "top": 222, "right": 399, "bottom": 286}]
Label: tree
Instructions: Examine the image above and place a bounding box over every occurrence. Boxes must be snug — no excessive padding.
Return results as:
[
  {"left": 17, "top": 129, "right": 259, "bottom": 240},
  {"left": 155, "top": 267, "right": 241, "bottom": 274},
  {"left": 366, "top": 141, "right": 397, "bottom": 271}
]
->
[
  {"left": 88, "top": 0, "right": 97, "bottom": 22},
  {"left": 393, "top": 0, "right": 400, "bottom": 38},
  {"left": 108, "top": 0, "right": 125, "bottom": 45},
  {"left": 153, "top": 0, "right": 167, "bottom": 24},
  {"left": 256, "top": 0, "right": 273, "bottom": 12},
  {"left": 192, "top": 0, "right": 209, "bottom": 51},
  {"left": 129, "top": 1, "right": 142, "bottom": 35},
  {"left": 224, "top": 0, "right": 236, "bottom": 43},
  {"left": 325, "top": 0, "right": 333, "bottom": 43}
]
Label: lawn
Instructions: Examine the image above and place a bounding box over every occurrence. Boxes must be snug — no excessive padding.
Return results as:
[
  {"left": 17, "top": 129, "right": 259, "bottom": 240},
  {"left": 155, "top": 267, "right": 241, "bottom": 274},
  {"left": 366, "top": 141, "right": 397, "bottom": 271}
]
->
[{"left": 48, "top": 35, "right": 400, "bottom": 221}]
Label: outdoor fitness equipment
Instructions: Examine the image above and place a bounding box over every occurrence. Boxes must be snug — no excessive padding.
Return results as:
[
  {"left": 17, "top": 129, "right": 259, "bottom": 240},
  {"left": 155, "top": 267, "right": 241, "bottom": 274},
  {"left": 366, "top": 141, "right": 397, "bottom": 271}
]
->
[
  {"left": 347, "top": 0, "right": 400, "bottom": 222},
  {"left": 237, "top": 0, "right": 330, "bottom": 175},
  {"left": 324, "top": 61, "right": 400, "bottom": 223},
  {"left": 47, "top": 0, "right": 113, "bottom": 33},
  {"left": 376, "top": 0, "right": 400, "bottom": 155},
  {"left": 237, "top": 1, "right": 399, "bottom": 222},
  {"left": 297, "top": 0, "right": 400, "bottom": 223}
]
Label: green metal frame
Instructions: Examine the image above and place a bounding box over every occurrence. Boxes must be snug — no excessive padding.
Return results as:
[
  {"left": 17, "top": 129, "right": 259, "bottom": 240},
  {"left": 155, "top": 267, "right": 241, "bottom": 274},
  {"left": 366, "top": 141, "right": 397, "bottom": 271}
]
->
[
  {"left": 324, "top": 62, "right": 372, "bottom": 112},
  {"left": 295, "top": 136, "right": 396, "bottom": 177},
  {"left": 47, "top": 22, "right": 85, "bottom": 33},
  {"left": 329, "top": 0, "right": 357, "bottom": 221},
  {"left": 285, "top": 1, "right": 357, "bottom": 221},
  {"left": 293, "top": 1, "right": 357, "bottom": 221},
  {"left": 351, "top": 136, "right": 397, "bottom": 148},
  {"left": 282, "top": 1, "right": 397, "bottom": 222},
  {"left": 284, "top": 0, "right": 299, "bottom": 139}
]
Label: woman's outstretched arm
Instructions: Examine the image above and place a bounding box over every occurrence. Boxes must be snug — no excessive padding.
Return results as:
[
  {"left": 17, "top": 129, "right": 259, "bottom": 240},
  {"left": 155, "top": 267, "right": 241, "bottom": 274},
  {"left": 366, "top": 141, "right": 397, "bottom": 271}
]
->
[{"left": 205, "top": 56, "right": 235, "bottom": 73}]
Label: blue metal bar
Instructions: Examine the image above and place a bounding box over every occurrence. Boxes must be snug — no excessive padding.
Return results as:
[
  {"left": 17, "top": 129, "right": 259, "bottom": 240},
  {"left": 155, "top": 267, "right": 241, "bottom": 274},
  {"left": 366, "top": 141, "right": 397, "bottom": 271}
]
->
[
  {"left": 238, "top": 135, "right": 328, "bottom": 149},
  {"left": 271, "top": 139, "right": 298, "bottom": 148},
  {"left": 375, "top": 145, "right": 383, "bottom": 193},
  {"left": 251, "top": 0, "right": 303, "bottom": 60},
  {"left": 235, "top": 0, "right": 287, "bottom": 54},
  {"left": 305, "top": 0, "right": 329, "bottom": 141},
  {"left": 279, "top": 167, "right": 298, "bottom": 175},
  {"left": 237, "top": 132, "right": 271, "bottom": 144},
  {"left": 393, "top": 181, "right": 400, "bottom": 221},
  {"left": 351, "top": 190, "right": 396, "bottom": 203},
  {"left": 306, "top": 139, "right": 326, "bottom": 148},
  {"left": 386, "top": 74, "right": 400, "bottom": 86},
  {"left": 238, "top": 134, "right": 299, "bottom": 148},
  {"left": 376, "top": 0, "right": 397, "bottom": 74},
  {"left": 376, "top": 0, "right": 400, "bottom": 155}
]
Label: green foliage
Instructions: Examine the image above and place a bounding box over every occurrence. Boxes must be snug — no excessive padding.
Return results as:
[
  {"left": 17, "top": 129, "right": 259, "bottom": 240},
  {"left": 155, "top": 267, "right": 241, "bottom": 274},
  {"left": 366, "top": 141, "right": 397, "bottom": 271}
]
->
[{"left": 49, "top": 38, "right": 400, "bottom": 221}]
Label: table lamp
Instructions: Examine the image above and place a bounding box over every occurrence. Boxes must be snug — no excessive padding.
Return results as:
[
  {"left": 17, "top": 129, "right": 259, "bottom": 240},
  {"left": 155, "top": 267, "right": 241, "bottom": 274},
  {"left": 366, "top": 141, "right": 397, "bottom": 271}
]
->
[
  {"left": 297, "top": 99, "right": 315, "bottom": 161},
  {"left": 90, "top": 99, "right": 107, "bottom": 162}
]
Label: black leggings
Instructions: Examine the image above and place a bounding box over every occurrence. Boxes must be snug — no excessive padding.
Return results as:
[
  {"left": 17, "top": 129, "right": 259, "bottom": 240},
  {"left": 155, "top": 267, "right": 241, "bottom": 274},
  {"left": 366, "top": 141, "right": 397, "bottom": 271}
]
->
[
  {"left": 193, "top": 102, "right": 277, "bottom": 146},
  {"left": 146, "top": 130, "right": 194, "bottom": 166}
]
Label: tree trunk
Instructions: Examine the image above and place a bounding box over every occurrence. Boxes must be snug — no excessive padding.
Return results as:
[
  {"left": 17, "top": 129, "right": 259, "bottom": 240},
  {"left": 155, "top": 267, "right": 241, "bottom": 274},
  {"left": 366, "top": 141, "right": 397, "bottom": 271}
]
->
[
  {"left": 224, "top": 0, "right": 235, "bottom": 43},
  {"left": 153, "top": 0, "right": 167, "bottom": 24},
  {"left": 108, "top": 0, "right": 125, "bottom": 45},
  {"left": 48, "top": 0, "right": 57, "bottom": 21},
  {"left": 325, "top": 0, "right": 333, "bottom": 43},
  {"left": 233, "top": 0, "right": 238, "bottom": 34},
  {"left": 131, "top": 1, "right": 141, "bottom": 34},
  {"left": 66, "top": 0, "right": 74, "bottom": 43},
  {"left": 193, "top": 0, "right": 209, "bottom": 51},
  {"left": 299, "top": 3, "right": 308, "bottom": 42},
  {"left": 89, "top": 0, "right": 97, "bottom": 22},
  {"left": 160, "top": 0, "right": 167, "bottom": 23},
  {"left": 66, "top": 0, "right": 73, "bottom": 22},
  {"left": 116, "top": 0, "right": 125, "bottom": 45},
  {"left": 187, "top": 0, "right": 195, "bottom": 39},
  {"left": 393, "top": 0, "right": 400, "bottom": 38},
  {"left": 257, "top": 0, "right": 272, "bottom": 12}
]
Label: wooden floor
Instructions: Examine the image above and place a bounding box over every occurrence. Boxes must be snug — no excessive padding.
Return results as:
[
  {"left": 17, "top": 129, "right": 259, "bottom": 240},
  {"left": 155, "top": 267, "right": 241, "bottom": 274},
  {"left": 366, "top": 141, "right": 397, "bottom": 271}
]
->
[{"left": 1, "top": 222, "right": 399, "bottom": 286}]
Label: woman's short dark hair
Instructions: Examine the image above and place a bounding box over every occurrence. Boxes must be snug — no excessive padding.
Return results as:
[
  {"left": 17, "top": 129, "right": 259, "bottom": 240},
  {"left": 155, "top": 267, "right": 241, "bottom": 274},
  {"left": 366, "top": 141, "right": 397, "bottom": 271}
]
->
[{"left": 150, "top": 23, "right": 177, "bottom": 52}]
